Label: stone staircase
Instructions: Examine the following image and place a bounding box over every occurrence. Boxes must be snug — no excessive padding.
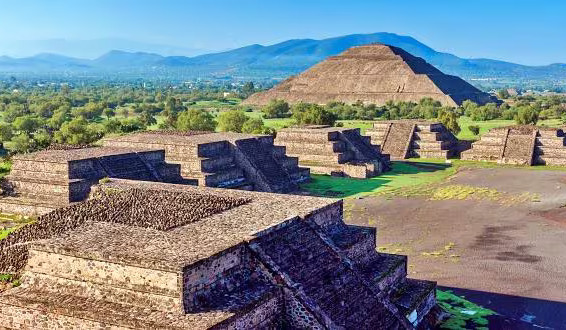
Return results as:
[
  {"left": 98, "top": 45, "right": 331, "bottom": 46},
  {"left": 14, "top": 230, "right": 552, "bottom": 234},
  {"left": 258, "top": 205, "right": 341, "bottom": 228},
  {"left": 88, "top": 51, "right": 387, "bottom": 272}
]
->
[
  {"left": 250, "top": 218, "right": 435, "bottom": 328},
  {"left": 98, "top": 153, "right": 157, "bottom": 181},
  {"left": 275, "top": 127, "right": 389, "bottom": 178},
  {"left": 533, "top": 129, "right": 566, "bottom": 165},
  {"left": 462, "top": 126, "right": 566, "bottom": 166},
  {"left": 235, "top": 138, "right": 298, "bottom": 193},
  {"left": 367, "top": 121, "right": 457, "bottom": 160}
]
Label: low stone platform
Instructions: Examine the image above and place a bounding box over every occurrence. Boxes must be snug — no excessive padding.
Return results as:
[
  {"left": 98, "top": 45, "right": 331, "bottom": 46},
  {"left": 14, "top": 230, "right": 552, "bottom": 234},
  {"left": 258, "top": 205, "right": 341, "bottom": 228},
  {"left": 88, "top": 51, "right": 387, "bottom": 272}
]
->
[
  {"left": 366, "top": 121, "right": 459, "bottom": 160},
  {"left": 0, "top": 147, "right": 183, "bottom": 216},
  {"left": 462, "top": 126, "right": 566, "bottom": 165},
  {"left": 103, "top": 131, "right": 309, "bottom": 193},
  {"left": 0, "top": 179, "right": 437, "bottom": 329},
  {"left": 274, "top": 126, "right": 391, "bottom": 178}
]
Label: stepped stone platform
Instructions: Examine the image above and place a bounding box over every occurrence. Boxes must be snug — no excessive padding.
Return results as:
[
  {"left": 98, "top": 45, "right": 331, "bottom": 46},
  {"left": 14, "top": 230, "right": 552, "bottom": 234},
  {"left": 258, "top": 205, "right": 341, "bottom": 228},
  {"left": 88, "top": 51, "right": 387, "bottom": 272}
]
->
[
  {"left": 0, "top": 147, "right": 183, "bottom": 216},
  {"left": 103, "top": 131, "right": 310, "bottom": 193},
  {"left": 0, "top": 179, "right": 437, "bottom": 329},
  {"left": 243, "top": 43, "right": 498, "bottom": 107},
  {"left": 366, "top": 121, "right": 459, "bottom": 160},
  {"left": 462, "top": 126, "right": 566, "bottom": 165},
  {"left": 274, "top": 126, "right": 391, "bottom": 178}
]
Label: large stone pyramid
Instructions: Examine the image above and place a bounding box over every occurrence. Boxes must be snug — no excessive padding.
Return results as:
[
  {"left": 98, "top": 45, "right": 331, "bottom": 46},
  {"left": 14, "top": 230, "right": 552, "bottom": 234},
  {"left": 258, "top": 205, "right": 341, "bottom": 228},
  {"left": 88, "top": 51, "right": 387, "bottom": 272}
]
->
[{"left": 244, "top": 44, "right": 497, "bottom": 107}]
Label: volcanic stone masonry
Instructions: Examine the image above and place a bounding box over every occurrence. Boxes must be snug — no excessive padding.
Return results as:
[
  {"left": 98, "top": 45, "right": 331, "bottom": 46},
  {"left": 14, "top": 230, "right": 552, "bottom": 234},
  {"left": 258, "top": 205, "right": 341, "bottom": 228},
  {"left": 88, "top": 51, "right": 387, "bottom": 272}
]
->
[
  {"left": 243, "top": 43, "right": 498, "bottom": 107},
  {"left": 0, "top": 147, "right": 183, "bottom": 216},
  {"left": 0, "top": 179, "right": 437, "bottom": 329},
  {"left": 274, "top": 126, "right": 391, "bottom": 178},
  {"left": 103, "top": 131, "right": 310, "bottom": 193},
  {"left": 461, "top": 126, "right": 566, "bottom": 165},
  {"left": 365, "top": 121, "right": 459, "bottom": 160}
]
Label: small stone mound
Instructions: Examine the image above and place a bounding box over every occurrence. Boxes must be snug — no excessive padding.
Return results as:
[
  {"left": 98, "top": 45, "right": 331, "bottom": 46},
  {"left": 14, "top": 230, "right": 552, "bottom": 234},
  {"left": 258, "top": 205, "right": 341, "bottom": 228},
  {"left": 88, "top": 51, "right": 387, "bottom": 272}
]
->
[{"left": 142, "top": 130, "right": 213, "bottom": 136}]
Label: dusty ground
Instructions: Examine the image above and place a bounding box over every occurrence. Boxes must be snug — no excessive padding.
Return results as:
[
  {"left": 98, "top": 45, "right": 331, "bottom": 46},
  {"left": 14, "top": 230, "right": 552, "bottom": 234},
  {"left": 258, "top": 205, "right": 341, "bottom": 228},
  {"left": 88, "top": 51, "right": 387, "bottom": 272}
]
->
[{"left": 347, "top": 167, "right": 566, "bottom": 329}]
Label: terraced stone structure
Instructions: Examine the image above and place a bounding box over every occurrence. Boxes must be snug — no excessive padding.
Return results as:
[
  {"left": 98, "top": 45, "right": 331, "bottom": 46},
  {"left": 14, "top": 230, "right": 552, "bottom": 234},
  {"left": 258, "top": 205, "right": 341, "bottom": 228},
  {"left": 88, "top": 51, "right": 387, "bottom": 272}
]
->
[
  {"left": 0, "top": 179, "right": 437, "bottom": 329},
  {"left": 275, "top": 126, "right": 391, "bottom": 178},
  {"left": 243, "top": 44, "right": 498, "bottom": 107},
  {"left": 0, "top": 147, "right": 183, "bottom": 215},
  {"left": 366, "top": 121, "right": 459, "bottom": 160},
  {"left": 103, "top": 131, "right": 309, "bottom": 193},
  {"left": 462, "top": 126, "right": 566, "bottom": 165}
]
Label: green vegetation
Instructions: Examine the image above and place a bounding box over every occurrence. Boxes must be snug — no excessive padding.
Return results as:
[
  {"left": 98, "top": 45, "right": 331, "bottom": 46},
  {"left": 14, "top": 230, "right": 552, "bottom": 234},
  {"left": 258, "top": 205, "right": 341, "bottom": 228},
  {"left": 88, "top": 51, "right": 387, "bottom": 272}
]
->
[
  {"left": 301, "top": 159, "right": 566, "bottom": 199},
  {"left": 437, "top": 290, "right": 496, "bottom": 329},
  {"left": 0, "top": 213, "right": 35, "bottom": 241}
]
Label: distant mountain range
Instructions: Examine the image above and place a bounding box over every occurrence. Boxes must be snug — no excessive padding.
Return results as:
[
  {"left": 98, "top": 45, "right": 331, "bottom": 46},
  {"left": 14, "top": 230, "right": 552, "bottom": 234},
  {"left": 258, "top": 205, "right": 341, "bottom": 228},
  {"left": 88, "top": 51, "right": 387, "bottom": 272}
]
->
[{"left": 0, "top": 33, "right": 565, "bottom": 83}]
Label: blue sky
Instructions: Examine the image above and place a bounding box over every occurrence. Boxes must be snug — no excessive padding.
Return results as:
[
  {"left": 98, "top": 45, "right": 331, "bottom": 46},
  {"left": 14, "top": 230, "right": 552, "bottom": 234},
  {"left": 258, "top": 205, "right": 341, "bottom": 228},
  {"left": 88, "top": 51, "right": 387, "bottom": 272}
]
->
[{"left": 0, "top": 0, "right": 564, "bottom": 65}]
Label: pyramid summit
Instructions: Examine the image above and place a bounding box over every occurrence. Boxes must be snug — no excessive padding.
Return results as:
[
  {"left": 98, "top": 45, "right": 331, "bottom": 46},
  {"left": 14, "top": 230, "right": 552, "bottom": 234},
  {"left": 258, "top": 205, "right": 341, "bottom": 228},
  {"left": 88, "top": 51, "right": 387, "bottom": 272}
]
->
[{"left": 244, "top": 44, "right": 498, "bottom": 107}]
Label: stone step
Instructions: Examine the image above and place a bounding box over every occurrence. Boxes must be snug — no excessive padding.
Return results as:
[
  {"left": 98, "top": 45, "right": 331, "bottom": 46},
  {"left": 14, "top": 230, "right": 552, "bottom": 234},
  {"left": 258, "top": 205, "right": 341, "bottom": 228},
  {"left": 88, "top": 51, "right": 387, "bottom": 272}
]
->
[
  {"left": 411, "top": 140, "right": 452, "bottom": 151},
  {"left": 280, "top": 141, "right": 346, "bottom": 155},
  {"left": 8, "top": 169, "right": 69, "bottom": 182},
  {"left": 535, "top": 137, "right": 565, "bottom": 147},
  {"left": 275, "top": 130, "right": 340, "bottom": 143},
  {"left": 0, "top": 196, "right": 60, "bottom": 216},
  {"left": 20, "top": 271, "right": 183, "bottom": 312},
  {"left": 277, "top": 156, "right": 299, "bottom": 170},
  {"left": 533, "top": 155, "right": 566, "bottom": 166},
  {"left": 195, "top": 141, "right": 231, "bottom": 158},
  {"left": 184, "top": 166, "right": 245, "bottom": 187},
  {"left": 25, "top": 248, "right": 181, "bottom": 298},
  {"left": 535, "top": 146, "right": 566, "bottom": 157},
  {"left": 538, "top": 130, "right": 562, "bottom": 138},
  {"left": 410, "top": 150, "right": 450, "bottom": 159},
  {"left": 355, "top": 252, "right": 407, "bottom": 293},
  {"left": 0, "top": 286, "right": 225, "bottom": 330},
  {"left": 272, "top": 145, "right": 287, "bottom": 158},
  {"left": 288, "top": 150, "right": 354, "bottom": 164},
  {"left": 287, "top": 167, "right": 310, "bottom": 184},
  {"left": 390, "top": 278, "right": 436, "bottom": 326}
]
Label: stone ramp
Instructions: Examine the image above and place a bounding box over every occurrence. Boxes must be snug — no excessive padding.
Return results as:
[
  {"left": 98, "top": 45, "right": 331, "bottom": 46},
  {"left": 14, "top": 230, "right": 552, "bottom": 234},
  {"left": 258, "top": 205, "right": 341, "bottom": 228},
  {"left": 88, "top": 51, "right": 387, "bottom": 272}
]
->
[
  {"left": 235, "top": 138, "right": 297, "bottom": 193},
  {"left": 249, "top": 220, "right": 407, "bottom": 328},
  {"left": 275, "top": 127, "right": 390, "bottom": 178},
  {"left": 462, "top": 126, "right": 566, "bottom": 166},
  {"left": 379, "top": 122, "right": 415, "bottom": 159},
  {"left": 367, "top": 121, "right": 458, "bottom": 160}
]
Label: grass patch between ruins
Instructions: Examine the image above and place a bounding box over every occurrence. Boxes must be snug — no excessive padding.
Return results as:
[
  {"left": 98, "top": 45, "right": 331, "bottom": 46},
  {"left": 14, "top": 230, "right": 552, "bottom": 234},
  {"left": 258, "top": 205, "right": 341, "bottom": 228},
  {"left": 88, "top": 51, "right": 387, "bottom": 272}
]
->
[
  {"left": 0, "top": 213, "right": 35, "bottom": 241},
  {"left": 302, "top": 159, "right": 559, "bottom": 200},
  {"left": 436, "top": 289, "right": 496, "bottom": 329}
]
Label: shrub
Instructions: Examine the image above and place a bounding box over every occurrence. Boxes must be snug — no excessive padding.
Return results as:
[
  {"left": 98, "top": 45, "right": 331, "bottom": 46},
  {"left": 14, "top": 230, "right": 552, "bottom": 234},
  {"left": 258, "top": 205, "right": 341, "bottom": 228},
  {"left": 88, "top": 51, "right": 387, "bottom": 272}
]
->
[
  {"left": 217, "top": 110, "right": 248, "bottom": 133},
  {"left": 262, "top": 99, "right": 290, "bottom": 119},
  {"left": 468, "top": 125, "right": 480, "bottom": 136},
  {"left": 176, "top": 109, "right": 216, "bottom": 131},
  {"left": 292, "top": 103, "right": 337, "bottom": 126},
  {"left": 515, "top": 106, "right": 539, "bottom": 125},
  {"left": 438, "top": 108, "right": 461, "bottom": 135}
]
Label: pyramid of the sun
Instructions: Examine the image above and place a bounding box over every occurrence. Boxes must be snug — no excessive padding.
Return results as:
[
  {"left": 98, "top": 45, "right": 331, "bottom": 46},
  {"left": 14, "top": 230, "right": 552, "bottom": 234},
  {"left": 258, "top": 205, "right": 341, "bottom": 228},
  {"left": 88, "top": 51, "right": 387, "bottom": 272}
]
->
[
  {"left": 243, "top": 44, "right": 497, "bottom": 107},
  {"left": 462, "top": 126, "right": 566, "bottom": 165},
  {"left": 365, "top": 121, "right": 459, "bottom": 160}
]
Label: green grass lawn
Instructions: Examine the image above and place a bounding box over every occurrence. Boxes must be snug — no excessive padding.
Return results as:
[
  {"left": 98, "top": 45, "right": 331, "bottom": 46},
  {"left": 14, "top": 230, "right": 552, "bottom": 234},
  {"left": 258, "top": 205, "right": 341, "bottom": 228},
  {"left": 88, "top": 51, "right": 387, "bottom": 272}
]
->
[
  {"left": 457, "top": 116, "right": 563, "bottom": 140},
  {"left": 301, "top": 160, "right": 456, "bottom": 198}
]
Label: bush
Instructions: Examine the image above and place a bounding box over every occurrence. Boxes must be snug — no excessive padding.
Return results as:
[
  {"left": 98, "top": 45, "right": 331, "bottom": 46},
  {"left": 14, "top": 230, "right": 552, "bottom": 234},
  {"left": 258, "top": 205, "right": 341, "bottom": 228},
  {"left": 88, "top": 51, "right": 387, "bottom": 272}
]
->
[
  {"left": 176, "top": 109, "right": 216, "bottom": 131},
  {"left": 241, "top": 118, "right": 268, "bottom": 134},
  {"left": 438, "top": 108, "right": 461, "bottom": 135},
  {"left": 468, "top": 125, "right": 480, "bottom": 135},
  {"left": 292, "top": 103, "right": 337, "bottom": 126},
  {"left": 515, "top": 106, "right": 539, "bottom": 125},
  {"left": 262, "top": 99, "right": 290, "bottom": 119},
  {"left": 217, "top": 110, "right": 249, "bottom": 133}
]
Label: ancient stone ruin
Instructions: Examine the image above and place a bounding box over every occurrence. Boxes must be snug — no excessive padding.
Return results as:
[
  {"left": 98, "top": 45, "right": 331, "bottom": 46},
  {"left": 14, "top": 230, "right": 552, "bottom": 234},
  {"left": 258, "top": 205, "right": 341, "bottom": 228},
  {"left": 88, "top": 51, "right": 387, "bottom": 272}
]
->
[
  {"left": 0, "top": 179, "right": 437, "bottom": 328},
  {"left": 103, "top": 131, "right": 309, "bottom": 193},
  {"left": 462, "top": 126, "right": 566, "bottom": 165},
  {"left": 366, "top": 121, "right": 459, "bottom": 160},
  {"left": 274, "top": 126, "right": 390, "bottom": 178},
  {"left": 243, "top": 44, "right": 498, "bottom": 107},
  {"left": 0, "top": 147, "right": 183, "bottom": 215}
]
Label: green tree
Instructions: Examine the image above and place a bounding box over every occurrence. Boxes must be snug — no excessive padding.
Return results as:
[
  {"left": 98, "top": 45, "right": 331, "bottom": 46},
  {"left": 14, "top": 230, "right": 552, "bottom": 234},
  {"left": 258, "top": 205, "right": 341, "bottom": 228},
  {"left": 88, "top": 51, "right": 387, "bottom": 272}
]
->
[
  {"left": 262, "top": 99, "right": 290, "bottom": 119},
  {"left": 292, "top": 103, "right": 337, "bottom": 126},
  {"left": 139, "top": 111, "right": 157, "bottom": 127},
  {"left": 54, "top": 118, "right": 101, "bottom": 145},
  {"left": 0, "top": 123, "right": 14, "bottom": 142},
  {"left": 516, "top": 105, "right": 539, "bottom": 125},
  {"left": 241, "top": 82, "right": 255, "bottom": 97},
  {"left": 438, "top": 108, "right": 461, "bottom": 135},
  {"left": 217, "top": 110, "right": 249, "bottom": 132},
  {"left": 242, "top": 118, "right": 267, "bottom": 134},
  {"left": 176, "top": 109, "right": 216, "bottom": 131},
  {"left": 497, "top": 89, "right": 511, "bottom": 99},
  {"left": 8, "top": 133, "right": 34, "bottom": 153},
  {"left": 104, "top": 107, "right": 116, "bottom": 119},
  {"left": 13, "top": 116, "right": 41, "bottom": 135}
]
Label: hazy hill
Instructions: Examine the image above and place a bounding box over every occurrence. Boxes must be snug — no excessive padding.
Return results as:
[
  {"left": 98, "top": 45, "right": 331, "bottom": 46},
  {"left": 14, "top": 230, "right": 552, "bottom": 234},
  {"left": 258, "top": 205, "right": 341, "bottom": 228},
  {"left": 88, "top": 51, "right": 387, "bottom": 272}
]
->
[{"left": 0, "top": 32, "right": 565, "bottom": 82}]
